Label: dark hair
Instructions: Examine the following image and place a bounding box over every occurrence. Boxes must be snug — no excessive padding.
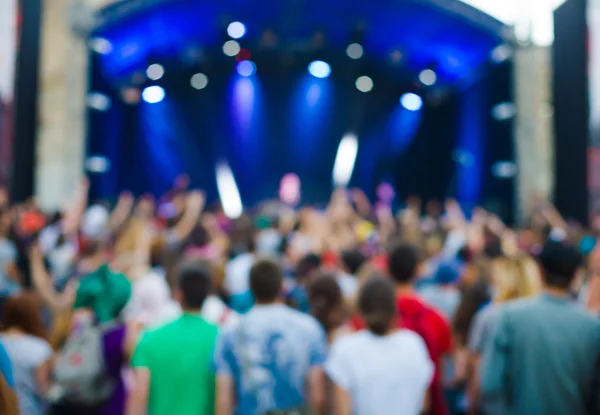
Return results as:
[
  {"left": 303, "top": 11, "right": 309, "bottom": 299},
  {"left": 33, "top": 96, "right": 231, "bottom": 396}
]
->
[
  {"left": 295, "top": 254, "right": 322, "bottom": 281},
  {"left": 452, "top": 282, "right": 491, "bottom": 346},
  {"left": 358, "top": 277, "right": 397, "bottom": 335},
  {"left": 177, "top": 261, "right": 212, "bottom": 309},
  {"left": 538, "top": 241, "right": 582, "bottom": 289},
  {"left": 250, "top": 258, "right": 283, "bottom": 302},
  {"left": 388, "top": 242, "right": 421, "bottom": 284},
  {"left": 308, "top": 274, "right": 344, "bottom": 333},
  {"left": 340, "top": 250, "right": 366, "bottom": 275},
  {"left": 2, "top": 293, "right": 48, "bottom": 340}
]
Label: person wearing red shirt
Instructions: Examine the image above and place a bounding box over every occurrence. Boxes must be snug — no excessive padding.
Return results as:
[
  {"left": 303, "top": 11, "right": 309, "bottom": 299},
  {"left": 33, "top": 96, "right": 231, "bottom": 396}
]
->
[{"left": 352, "top": 242, "right": 452, "bottom": 415}]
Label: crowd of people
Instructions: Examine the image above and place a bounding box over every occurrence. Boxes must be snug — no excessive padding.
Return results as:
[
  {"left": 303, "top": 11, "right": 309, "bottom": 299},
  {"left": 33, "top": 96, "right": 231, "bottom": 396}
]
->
[{"left": 0, "top": 179, "right": 599, "bottom": 415}]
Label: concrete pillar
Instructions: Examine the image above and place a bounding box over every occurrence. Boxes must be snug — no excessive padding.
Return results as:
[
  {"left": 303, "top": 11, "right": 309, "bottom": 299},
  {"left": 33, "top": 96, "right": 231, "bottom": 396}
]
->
[
  {"left": 513, "top": 45, "right": 554, "bottom": 222},
  {"left": 36, "top": 0, "right": 89, "bottom": 210}
]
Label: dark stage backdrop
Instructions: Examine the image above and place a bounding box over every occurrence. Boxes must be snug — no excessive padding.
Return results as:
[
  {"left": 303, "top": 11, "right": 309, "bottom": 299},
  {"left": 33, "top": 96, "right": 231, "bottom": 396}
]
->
[{"left": 88, "top": 54, "right": 512, "bottom": 215}]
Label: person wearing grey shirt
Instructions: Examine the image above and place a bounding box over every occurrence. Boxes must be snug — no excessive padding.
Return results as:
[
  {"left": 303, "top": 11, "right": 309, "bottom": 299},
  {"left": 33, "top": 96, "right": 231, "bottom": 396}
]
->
[{"left": 481, "top": 241, "right": 600, "bottom": 415}]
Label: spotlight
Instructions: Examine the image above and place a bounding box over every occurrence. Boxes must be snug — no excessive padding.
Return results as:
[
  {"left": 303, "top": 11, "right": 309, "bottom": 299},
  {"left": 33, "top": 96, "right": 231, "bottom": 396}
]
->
[
  {"left": 236, "top": 60, "right": 256, "bottom": 77},
  {"left": 400, "top": 93, "right": 423, "bottom": 111},
  {"left": 419, "top": 69, "right": 437, "bottom": 86},
  {"left": 216, "top": 162, "right": 243, "bottom": 219},
  {"left": 88, "top": 37, "right": 113, "bottom": 55},
  {"left": 492, "top": 161, "right": 517, "bottom": 178},
  {"left": 346, "top": 43, "right": 364, "bottom": 59},
  {"left": 227, "top": 21, "right": 246, "bottom": 39},
  {"left": 146, "top": 63, "right": 164, "bottom": 81},
  {"left": 490, "top": 44, "right": 513, "bottom": 63},
  {"left": 223, "top": 40, "right": 241, "bottom": 57},
  {"left": 308, "top": 60, "right": 331, "bottom": 79},
  {"left": 142, "top": 86, "right": 165, "bottom": 104},
  {"left": 333, "top": 133, "right": 359, "bottom": 188},
  {"left": 85, "top": 156, "right": 111, "bottom": 174},
  {"left": 491, "top": 102, "right": 517, "bottom": 121},
  {"left": 190, "top": 73, "right": 208, "bottom": 90},
  {"left": 355, "top": 76, "right": 373, "bottom": 93},
  {"left": 86, "top": 92, "right": 111, "bottom": 111}
]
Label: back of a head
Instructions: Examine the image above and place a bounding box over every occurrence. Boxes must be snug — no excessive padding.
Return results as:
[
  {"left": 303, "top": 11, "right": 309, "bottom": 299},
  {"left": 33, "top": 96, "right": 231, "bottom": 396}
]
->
[
  {"left": 178, "top": 261, "right": 212, "bottom": 310},
  {"left": 295, "top": 253, "right": 322, "bottom": 281},
  {"left": 388, "top": 242, "right": 421, "bottom": 284},
  {"left": 358, "top": 277, "right": 397, "bottom": 336},
  {"left": 538, "top": 241, "right": 582, "bottom": 290},
  {"left": 308, "top": 273, "right": 344, "bottom": 332},
  {"left": 492, "top": 254, "right": 541, "bottom": 302},
  {"left": 341, "top": 249, "right": 366, "bottom": 275},
  {"left": 2, "top": 293, "right": 47, "bottom": 340},
  {"left": 250, "top": 258, "right": 283, "bottom": 303}
]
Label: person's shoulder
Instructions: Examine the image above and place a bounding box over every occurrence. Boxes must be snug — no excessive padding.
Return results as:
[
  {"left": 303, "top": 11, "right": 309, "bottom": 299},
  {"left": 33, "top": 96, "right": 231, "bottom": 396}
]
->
[
  {"left": 19, "top": 335, "right": 52, "bottom": 358},
  {"left": 393, "top": 329, "right": 429, "bottom": 350},
  {"left": 283, "top": 305, "right": 322, "bottom": 330}
]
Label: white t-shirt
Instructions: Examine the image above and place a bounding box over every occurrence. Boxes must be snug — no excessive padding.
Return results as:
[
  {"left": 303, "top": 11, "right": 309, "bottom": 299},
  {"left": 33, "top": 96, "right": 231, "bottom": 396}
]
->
[
  {"left": 325, "top": 330, "right": 434, "bottom": 415},
  {"left": 224, "top": 253, "right": 254, "bottom": 295}
]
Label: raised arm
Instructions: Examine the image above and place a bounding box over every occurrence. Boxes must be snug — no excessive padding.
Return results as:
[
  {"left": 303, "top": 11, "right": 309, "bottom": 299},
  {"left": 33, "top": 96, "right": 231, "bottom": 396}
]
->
[
  {"left": 170, "top": 191, "right": 206, "bottom": 242},
  {"left": 107, "top": 191, "right": 135, "bottom": 233},
  {"left": 62, "top": 178, "right": 90, "bottom": 237}
]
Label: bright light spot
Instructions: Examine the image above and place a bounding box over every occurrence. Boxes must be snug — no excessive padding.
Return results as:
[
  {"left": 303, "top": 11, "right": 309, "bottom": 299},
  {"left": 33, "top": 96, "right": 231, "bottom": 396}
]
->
[
  {"left": 146, "top": 63, "right": 164, "bottom": 81},
  {"left": 88, "top": 37, "right": 112, "bottom": 54},
  {"left": 227, "top": 21, "right": 246, "bottom": 39},
  {"left": 190, "top": 73, "right": 209, "bottom": 90},
  {"left": 346, "top": 43, "right": 364, "bottom": 59},
  {"left": 142, "top": 86, "right": 165, "bottom": 104},
  {"left": 400, "top": 93, "right": 423, "bottom": 111},
  {"left": 216, "top": 162, "right": 243, "bottom": 219},
  {"left": 490, "top": 44, "right": 513, "bottom": 63},
  {"left": 236, "top": 60, "right": 256, "bottom": 77},
  {"left": 355, "top": 76, "right": 373, "bottom": 93},
  {"left": 85, "top": 156, "right": 111, "bottom": 173},
  {"left": 458, "top": 0, "right": 567, "bottom": 46},
  {"left": 419, "top": 69, "right": 437, "bottom": 86},
  {"left": 223, "top": 40, "right": 241, "bottom": 57},
  {"left": 452, "top": 149, "right": 475, "bottom": 167},
  {"left": 86, "top": 92, "right": 111, "bottom": 111},
  {"left": 308, "top": 60, "right": 331, "bottom": 78},
  {"left": 492, "top": 161, "right": 517, "bottom": 178},
  {"left": 333, "top": 133, "right": 359, "bottom": 188},
  {"left": 491, "top": 102, "right": 517, "bottom": 121}
]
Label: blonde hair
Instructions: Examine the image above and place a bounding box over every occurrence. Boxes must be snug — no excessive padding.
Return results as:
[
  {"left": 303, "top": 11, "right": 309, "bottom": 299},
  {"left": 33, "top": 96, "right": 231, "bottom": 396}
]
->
[{"left": 492, "top": 253, "right": 541, "bottom": 303}]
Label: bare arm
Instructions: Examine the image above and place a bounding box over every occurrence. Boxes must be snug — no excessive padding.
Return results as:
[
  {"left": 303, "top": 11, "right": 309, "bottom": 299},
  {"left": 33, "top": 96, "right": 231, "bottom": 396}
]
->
[
  {"left": 29, "top": 245, "right": 76, "bottom": 312},
  {"left": 307, "top": 367, "right": 326, "bottom": 414},
  {"left": 107, "top": 192, "right": 135, "bottom": 233},
  {"left": 62, "top": 178, "right": 90, "bottom": 237},
  {"left": 170, "top": 191, "right": 205, "bottom": 242},
  {"left": 216, "top": 373, "right": 235, "bottom": 415},
  {"left": 332, "top": 382, "right": 352, "bottom": 415},
  {"left": 126, "top": 368, "right": 150, "bottom": 415},
  {"left": 35, "top": 360, "right": 52, "bottom": 396}
]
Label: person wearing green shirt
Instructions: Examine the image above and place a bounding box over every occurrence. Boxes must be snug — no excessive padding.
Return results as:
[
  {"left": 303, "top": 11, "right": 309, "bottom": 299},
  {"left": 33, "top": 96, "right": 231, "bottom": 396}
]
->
[
  {"left": 481, "top": 241, "right": 600, "bottom": 415},
  {"left": 128, "top": 261, "right": 218, "bottom": 415}
]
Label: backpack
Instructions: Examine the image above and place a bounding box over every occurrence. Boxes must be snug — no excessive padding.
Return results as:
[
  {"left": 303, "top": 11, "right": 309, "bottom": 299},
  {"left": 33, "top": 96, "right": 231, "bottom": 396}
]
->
[{"left": 48, "top": 318, "right": 115, "bottom": 408}]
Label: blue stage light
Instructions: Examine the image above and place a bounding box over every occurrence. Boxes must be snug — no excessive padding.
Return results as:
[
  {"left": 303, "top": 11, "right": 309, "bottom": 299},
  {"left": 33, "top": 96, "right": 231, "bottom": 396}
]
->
[
  {"left": 308, "top": 61, "right": 331, "bottom": 78},
  {"left": 400, "top": 93, "right": 423, "bottom": 111},
  {"left": 142, "top": 86, "right": 165, "bottom": 104},
  {"left": 236, "top": 60, "right": 256, "bottom": 77},
  {"left": 227, "top": 21, "right": 246, "bottom": 39}
]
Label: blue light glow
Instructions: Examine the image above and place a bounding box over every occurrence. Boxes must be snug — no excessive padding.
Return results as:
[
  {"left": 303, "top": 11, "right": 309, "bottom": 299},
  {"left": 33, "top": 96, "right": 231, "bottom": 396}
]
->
[
  {"left": 227, "top": 21, "right": 246, "bottom": 39},
  {"left": 308, "top": 61, "right": 331, "bottom": 78},
  {"left": 142, "top": 86, "right": 165, "bottom": 103},
  {"left": 236, "top": 60, "right": 256, "bottom": 77},
  {"left": 400, "top": 93, "right": 423, "bottom": 111}
]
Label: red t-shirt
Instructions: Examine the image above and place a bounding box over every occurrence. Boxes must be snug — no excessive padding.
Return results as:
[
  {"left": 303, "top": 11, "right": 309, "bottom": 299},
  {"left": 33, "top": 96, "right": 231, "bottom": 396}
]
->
[{"left": 351, "top": 293, "right": 452, "bottom": 415}]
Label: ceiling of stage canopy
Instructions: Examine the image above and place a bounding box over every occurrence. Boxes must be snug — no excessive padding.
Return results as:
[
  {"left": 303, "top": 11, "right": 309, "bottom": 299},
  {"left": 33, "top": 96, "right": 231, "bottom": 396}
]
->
[{"left": 90, "top": 0, "right": 509, "bottom": 87}]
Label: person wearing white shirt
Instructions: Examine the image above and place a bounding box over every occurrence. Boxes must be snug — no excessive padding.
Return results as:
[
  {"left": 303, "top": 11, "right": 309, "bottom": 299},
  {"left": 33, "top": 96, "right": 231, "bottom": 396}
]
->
[{"left": 325, "top": 278, "right": 434, "bottom": 415}]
